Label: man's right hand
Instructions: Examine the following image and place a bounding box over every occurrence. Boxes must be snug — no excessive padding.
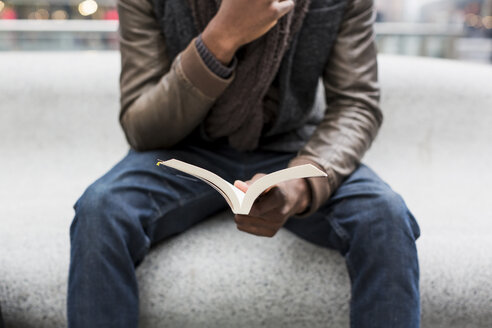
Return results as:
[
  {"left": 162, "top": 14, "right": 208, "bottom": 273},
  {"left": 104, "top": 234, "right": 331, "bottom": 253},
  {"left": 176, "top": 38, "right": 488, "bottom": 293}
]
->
[{"left": 201, "top": 0, "right": 295, "bottom": 65}]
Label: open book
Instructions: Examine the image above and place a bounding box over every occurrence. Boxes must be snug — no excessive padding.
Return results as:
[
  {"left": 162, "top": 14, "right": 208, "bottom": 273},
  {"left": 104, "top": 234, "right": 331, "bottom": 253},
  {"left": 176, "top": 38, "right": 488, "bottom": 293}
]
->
[{"left": 156, "top": 158, "right": 327, "bottom": 215}]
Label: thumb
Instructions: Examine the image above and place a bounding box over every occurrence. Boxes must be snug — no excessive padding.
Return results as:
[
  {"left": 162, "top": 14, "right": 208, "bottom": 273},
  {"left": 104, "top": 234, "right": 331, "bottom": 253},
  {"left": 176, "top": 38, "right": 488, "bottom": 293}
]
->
[
  {"left": 234, "top": 180, "right": 249, "bottom": 193},
  {"left": 273, "top": 0, "right": 295, "bottom": 18}
]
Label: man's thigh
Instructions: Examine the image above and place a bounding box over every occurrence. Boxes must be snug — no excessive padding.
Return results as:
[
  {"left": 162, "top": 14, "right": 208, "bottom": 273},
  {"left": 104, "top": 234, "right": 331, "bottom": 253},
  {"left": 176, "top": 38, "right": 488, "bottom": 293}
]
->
[{"left": 284, "top": 164, "right": 421, "bottom": 253}]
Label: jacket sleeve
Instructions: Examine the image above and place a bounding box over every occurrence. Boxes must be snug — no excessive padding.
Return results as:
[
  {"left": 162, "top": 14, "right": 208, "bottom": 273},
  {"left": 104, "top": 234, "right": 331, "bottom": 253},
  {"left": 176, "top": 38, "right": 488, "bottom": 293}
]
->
[
  {"left": 117, "top": 0, "right": 235, "bottom": 150},
  {"left": 288, "top": 0, "right": 382, "bottom": 216}
]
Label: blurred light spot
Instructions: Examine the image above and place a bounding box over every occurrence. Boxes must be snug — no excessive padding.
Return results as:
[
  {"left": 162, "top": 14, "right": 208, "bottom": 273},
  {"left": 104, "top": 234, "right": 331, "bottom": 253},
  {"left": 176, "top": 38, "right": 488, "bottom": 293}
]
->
[
  {"left": 37, "top": 8, "right": 49, "bottom": 19},
  {"left": 78, "top": 0, "right": 98, "bottom": 16},
  {"left": 52, "top": 9, "right": 68, "bottom": 20},
  {"left": 28, "top": 8, "right": 50, "bottom": 20},
  {"left": 483, "top": 16, "right": 492, "bottom": 30},
  {"left": 104, "top": 8, "right": 118, "bottom": 20},
  {"left": 1, "top": 6, "right": 16, "bottom": 19},
  {"left": 0, "top": 1, "right": 4, "bottom": 13},
  {"left": 465, "top": 13, "right": 480, "bottom": 28}
]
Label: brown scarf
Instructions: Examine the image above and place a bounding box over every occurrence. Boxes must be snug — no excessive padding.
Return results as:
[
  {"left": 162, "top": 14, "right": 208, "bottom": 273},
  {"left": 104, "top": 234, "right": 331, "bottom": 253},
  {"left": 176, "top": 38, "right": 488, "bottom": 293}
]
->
[{"left": 187, "top": 0, "right": 311, "bottom": 151}]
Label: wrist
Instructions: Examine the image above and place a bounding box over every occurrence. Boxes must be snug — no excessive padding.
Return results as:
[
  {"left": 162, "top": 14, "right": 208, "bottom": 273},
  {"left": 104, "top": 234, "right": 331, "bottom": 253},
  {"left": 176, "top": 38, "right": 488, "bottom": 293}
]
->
[
  {"left": 295, "top": 178, "right": 311, "bottom": 215},
  {"left": 201, "top": 21, "right": 240, "bottom": 65}
]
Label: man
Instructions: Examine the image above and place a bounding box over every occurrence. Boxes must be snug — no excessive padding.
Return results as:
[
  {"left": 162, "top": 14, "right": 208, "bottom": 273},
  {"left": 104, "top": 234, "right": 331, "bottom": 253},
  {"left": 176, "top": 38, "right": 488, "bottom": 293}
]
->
[{"left": 67, "top": 0, "right": 421, "bottom": 326}]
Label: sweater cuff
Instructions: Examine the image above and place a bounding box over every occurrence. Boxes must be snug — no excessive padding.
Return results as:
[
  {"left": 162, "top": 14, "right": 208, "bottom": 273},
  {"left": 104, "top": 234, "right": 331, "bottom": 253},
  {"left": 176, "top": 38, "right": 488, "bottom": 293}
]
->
[
  {"left": 195, "top": 34, "right": 237, "bottom": 79},
  {"left": 179, "top": 37, "right": 234, "bottom": 99},
  {"left": 288, "top": 156, "right": 335, "bottom": 218}
]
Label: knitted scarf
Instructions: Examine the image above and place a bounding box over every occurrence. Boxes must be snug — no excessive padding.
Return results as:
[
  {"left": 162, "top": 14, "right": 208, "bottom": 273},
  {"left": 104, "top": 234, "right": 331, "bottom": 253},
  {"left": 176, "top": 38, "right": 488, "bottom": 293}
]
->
[{"left": 187, "top": 0, "right": 311, "bottom": 151}]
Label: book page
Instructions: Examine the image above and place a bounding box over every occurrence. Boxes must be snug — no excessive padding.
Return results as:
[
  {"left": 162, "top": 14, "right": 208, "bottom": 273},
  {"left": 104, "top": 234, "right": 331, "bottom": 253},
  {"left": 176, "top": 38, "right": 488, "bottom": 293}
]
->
[
  {"left": 157, "top": 159, "right": 244, "bottom": 212},
  {"left": 237, "top": 164, "right": 327, "bottom": 215}
]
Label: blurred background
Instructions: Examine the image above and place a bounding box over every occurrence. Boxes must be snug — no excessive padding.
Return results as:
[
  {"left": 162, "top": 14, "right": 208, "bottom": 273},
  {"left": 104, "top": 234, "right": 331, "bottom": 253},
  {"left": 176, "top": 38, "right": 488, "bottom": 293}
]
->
[{"left": 0, "top": 0, "right": 491, "bottom": 63}]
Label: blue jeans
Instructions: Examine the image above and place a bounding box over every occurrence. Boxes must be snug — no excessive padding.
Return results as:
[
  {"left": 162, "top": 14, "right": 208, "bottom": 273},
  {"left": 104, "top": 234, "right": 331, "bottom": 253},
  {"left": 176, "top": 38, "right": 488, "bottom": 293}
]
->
[{"left": 67, "top": 139, "right": 420, "bottom": 328}]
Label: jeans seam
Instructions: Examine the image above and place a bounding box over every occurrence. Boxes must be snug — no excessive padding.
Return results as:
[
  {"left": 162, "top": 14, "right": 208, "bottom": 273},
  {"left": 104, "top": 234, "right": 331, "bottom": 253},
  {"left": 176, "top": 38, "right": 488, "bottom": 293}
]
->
[
  {"left": 325, "top": 200, "right": 350, "bottom": 246},
  {"left": 147, "top": 191, "right": 163, "bottom": 217},
  {"left": 133, "top": 234, "right": 151, "bottom": 266},
  {"left": 327, "top": 215, "right": 349, "bottom": 242}
]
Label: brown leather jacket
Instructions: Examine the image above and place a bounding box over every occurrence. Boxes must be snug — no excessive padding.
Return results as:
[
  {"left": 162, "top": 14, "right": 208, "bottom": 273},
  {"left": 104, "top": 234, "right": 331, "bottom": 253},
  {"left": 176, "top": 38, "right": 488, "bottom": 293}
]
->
[{"left": 117, "top": 0, "right": 382, "bottom": 216}]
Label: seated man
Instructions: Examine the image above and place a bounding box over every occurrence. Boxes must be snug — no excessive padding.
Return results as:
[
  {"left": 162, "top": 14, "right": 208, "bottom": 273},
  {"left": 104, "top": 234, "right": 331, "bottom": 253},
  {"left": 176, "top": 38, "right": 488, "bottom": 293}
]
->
[{"left": 67, "top": 0, "right": 421, "bottom": 326}]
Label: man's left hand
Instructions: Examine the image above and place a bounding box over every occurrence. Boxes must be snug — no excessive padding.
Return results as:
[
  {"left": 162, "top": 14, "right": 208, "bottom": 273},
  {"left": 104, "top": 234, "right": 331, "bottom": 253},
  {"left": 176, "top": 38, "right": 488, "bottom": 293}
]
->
[{"left": 233, "top": 174, "right": 311, "bottom": 237}]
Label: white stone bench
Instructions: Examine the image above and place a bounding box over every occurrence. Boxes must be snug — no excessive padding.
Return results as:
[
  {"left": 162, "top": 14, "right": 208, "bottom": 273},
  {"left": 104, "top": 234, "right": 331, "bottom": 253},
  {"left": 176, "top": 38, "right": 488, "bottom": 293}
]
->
[{"left": 0, "top": 52, "right": 491, "bottom": 327}]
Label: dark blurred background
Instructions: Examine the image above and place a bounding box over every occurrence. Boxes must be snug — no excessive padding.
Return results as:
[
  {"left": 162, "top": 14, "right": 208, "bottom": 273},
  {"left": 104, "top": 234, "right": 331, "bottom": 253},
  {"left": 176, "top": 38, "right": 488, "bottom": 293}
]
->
[{"left": 0, "top": 0, "right": 491, "bottom": 63}]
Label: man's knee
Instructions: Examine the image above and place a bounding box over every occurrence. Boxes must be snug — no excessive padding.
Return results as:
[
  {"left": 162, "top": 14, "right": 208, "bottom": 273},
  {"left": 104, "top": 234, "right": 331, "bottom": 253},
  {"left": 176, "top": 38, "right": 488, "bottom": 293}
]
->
[
  {"left": 75, "top": 180, "right": 108, "bottom": 213},
  {"left": 377, "top": 190, "right": 420, "bottom": 241},
  {"left": 71, "top": 181, "right": 124, "bottom": 245},
  {"left": 354, "top": 189, "right": 420, "bottom": 250},
  {"left": 70, "top": 180, "right": 152, "bottom": 263}
]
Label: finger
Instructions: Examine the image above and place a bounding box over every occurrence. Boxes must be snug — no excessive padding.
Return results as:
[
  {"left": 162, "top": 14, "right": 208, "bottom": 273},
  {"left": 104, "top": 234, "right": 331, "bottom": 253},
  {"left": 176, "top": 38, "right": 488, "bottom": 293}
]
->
[
  {"left": 261, "top": 185, "right": 276, "bottom": 196},
  {"left": 258, "top": 205, "right": 291, "bottom": 221},
  {"left": 234, "top": 180, "right": 249, "bottom": 193},
  {"left": 236, "top": 222, "right": 277, "bottom": 237},
  {"left": 235, "top": 173, "right": 267, "bottom": 192},
  {"left": 272, "top": 0, "right": 295, "bottom": 18},
  {"left": 235, "top": 214, "right": 281, "bottom": 227},
  {"left": 249, "top": 187, "right": 284, "bottom": 216},
  {"left": 247, "top": 173, "right": 266, "bottom": 185}
]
